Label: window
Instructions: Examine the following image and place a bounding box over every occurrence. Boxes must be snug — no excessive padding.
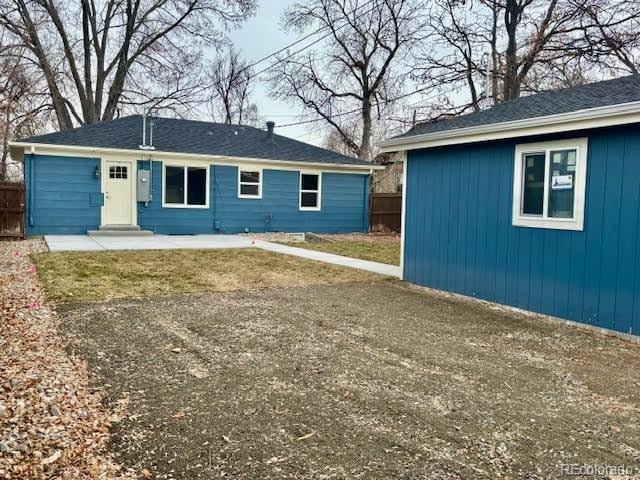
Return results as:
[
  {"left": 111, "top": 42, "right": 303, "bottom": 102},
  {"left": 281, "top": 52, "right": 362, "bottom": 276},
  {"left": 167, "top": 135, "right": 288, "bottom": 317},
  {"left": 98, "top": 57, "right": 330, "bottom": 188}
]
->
[
  {"left": 299, "top": 172, "right": 321, "bottom": 210},
  {"left": 512, "top": 138, "right": 588, "bottom": 231},
  {"left": 109, "top": 165, "right": 128, "bottom": 179},
  {"left": 238, "top": 168, "right": 262, "bottom": 198},
  {"left": 163, "top": 164, "right": 208, "bottom": 208}
]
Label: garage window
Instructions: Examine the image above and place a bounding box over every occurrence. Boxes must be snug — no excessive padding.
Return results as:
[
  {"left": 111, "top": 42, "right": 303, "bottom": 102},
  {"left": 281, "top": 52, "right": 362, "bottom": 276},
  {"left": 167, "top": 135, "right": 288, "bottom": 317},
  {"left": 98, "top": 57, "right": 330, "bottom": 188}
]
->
[
  {"left": 238, "top": 168, "right": 262, "bottom": 198},
  {"left": 299, "top": 172, "right": 321, "bottom": 211},
  {"left": 512, "top": 138, "right": 587, "bottom": 231},
  {"left": 163, "top": 164, "right": 209, "bottom": 208}
]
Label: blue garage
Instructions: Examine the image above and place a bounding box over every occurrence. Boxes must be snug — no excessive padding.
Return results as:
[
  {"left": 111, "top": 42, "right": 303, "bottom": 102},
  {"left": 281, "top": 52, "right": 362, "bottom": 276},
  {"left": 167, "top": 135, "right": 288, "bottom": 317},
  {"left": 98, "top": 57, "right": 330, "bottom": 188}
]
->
[
  {"left": 381, "top": 75, "right": 640, "bottom": 336},
  {"left": 10, "top": 116, "right": 377, "bottom": 235}
]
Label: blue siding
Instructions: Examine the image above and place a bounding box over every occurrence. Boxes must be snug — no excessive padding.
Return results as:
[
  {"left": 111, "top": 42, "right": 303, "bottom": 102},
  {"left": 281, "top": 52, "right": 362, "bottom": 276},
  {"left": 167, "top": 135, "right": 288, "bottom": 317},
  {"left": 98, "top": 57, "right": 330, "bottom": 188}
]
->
[
  {"left": 24, "top": 154, "right": 101, "bottom": 235},
  {"left": 137, "top": 162, "right": 369, "bottom": 234},
  {"left": 404, "top": 124, "right": 640, "bottom": 335}
]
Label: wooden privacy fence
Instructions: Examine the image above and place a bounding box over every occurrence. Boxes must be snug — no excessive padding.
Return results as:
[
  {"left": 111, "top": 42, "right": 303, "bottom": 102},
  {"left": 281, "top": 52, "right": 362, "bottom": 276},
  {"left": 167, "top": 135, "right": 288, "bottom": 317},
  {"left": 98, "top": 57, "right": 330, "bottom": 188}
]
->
[
  {"left": 369, "top": 192, "right": 402, "bottom": 233},
  {"left": 0, "top": 182, "right": 25, "bottom": 240}
]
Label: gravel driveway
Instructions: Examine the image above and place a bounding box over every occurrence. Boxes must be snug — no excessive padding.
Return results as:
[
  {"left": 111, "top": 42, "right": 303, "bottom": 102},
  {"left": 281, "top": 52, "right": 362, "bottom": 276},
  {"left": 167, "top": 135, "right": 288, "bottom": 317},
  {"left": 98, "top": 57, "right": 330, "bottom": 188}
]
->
[{"left": 57, "top": 282, "right": 640, "bottom": 479}]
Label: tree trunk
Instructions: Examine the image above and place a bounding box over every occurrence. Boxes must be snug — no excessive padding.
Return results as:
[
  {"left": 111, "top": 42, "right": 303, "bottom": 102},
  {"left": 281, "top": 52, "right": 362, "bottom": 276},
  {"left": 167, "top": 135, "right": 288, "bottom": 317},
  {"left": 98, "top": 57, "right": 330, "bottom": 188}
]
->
[
  {"left": 360, "top": 99, "right": 373, "bottom": 161},
  {"left": 490, "top": 0, "right": 500, "bottom": 105},
  {"left": 503, "top": 0, "right": 521, "bottom": 101},
  {"left": 1, "top": 104, "right": 10, "bottom": 181}
]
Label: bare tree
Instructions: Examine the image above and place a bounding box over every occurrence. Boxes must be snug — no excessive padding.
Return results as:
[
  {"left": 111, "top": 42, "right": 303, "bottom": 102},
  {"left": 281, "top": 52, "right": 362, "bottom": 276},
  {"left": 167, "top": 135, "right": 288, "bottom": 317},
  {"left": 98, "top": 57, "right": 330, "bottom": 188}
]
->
[
  {"left": 414, "top": 0, "right": 488, "bottom": 113},
  {"left": 0, "top": 0, "right": 256, "bottom": 130},
  {"left": 270, "top": 0, "right": 426, "bottom": 160},
  {"left": 0, "top": 40, "right": 52, "bottom": 180},
  {"left": 323, "top": 128, "right": 357, "bottom": 156},
  {"left": 570, "top": 0, "right": 640, "bottom": 75},
  {"left": 500, "top": 0, "right": 578, "bottom": 101},
  {"left": 413, "top": 0, "right": 588, "bottom": 115},
  {"left": 206, "top": 46, "right": 257, "bottom": 125}
]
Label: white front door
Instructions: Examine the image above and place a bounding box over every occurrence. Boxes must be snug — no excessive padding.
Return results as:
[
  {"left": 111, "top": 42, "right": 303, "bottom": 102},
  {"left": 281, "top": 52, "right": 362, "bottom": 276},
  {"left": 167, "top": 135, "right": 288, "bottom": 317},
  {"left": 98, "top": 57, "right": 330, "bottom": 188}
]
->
[{"left": 104, "top": 161, "right": 133, "bottom": 225}]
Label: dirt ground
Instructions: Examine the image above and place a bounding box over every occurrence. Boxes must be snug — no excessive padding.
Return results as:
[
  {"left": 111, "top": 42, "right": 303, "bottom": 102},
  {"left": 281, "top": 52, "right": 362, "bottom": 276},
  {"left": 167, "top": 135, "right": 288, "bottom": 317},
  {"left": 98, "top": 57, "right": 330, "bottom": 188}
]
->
[{"left": 55, "top": 282, "right": 640, "bottom": 479}]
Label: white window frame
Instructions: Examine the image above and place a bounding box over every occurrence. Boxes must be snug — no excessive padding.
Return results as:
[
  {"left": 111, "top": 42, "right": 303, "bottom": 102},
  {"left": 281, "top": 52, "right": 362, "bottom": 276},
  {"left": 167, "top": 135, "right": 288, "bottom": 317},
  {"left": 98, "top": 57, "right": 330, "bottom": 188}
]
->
[
  {"left": 162, "top": 162, "right": 210, "bottom": 209},
  {"left": 299, "top": 172, "right": 322, "bottom": 211},
  {"left": 237, "top": 167, "right": 262, "bottom": 199},
  {"left": 512, "top": 137, "right": 588, "bottom": 231}
]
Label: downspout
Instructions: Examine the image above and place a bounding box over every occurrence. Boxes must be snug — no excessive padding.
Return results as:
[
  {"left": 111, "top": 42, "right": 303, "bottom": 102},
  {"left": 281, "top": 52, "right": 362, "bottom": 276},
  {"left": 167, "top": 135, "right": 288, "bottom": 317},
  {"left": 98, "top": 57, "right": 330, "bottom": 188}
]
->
[
  {"left": 148, "top": 156, "right": 153, "bottom": 203},
  {"left": 364, "top": 169, "right": 372, "bottom": 232},
  {"left": 28, "top": 149, "right": 35, "bottom": 227},
  {"left": 211, "top": 160, "right": 217, "bottom": 232}
]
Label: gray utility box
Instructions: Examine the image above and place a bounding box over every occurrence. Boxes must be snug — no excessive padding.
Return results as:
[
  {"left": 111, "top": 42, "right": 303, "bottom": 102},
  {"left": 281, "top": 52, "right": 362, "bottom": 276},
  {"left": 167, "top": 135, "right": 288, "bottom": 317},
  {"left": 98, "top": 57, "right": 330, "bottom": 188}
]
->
[{"left": 137, "top": 169, "right": 151, "bottom": 202}]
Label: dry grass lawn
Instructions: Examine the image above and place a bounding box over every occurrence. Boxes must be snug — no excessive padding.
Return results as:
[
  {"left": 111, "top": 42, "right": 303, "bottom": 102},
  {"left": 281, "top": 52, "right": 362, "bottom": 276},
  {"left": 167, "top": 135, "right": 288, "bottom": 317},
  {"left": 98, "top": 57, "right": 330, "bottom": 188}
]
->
[
  {"left": 32, "top": 248, "right": 385, "bottom": 303},
  {"left": 277, "top": 235, "right": 400, "bottom": 265}
]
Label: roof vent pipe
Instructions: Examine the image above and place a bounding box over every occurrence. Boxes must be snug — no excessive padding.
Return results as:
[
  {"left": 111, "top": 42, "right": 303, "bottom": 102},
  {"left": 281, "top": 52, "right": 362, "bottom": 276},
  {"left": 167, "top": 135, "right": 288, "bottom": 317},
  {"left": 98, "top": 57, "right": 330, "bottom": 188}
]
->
[
  {"left": 266, "top": 121, "right": 275, "bottom": 140},
  {"left": 139, "top": 110, "right": 155, "bottom": 150}
]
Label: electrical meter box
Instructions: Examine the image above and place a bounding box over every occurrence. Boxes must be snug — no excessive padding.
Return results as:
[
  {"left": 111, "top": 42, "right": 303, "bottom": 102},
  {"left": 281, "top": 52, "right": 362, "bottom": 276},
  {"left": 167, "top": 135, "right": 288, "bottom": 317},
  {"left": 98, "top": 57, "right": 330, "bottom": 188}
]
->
[{"left": 137, "top": 169, "right": 151, "bottom": 202}]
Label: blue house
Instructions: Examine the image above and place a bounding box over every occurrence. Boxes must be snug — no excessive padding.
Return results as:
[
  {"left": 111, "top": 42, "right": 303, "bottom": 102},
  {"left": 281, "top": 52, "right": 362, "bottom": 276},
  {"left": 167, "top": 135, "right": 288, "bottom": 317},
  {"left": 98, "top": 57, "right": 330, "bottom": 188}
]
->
[
  {"left": 381, "top": 75, "right": 640, "bottom": 336},
  {"left": 10, "top": 116, "right": 378, "bottom": 235}
]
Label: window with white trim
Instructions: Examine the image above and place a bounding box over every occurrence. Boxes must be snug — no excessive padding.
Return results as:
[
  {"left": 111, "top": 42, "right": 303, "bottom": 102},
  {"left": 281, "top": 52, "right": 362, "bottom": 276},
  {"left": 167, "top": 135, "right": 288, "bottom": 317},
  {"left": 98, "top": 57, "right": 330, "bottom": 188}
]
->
[
  {"left": 163, "top": 164, "right": 208, "bottom": 208},
  {"left": 238, "top": 168, "right": 262, "bottom": 198},
  {"left": 299, "top": 172, "right": 321, "bottom": 210},
  {"left": 512, "top": 138, "right": 588, "bottom": 231}
]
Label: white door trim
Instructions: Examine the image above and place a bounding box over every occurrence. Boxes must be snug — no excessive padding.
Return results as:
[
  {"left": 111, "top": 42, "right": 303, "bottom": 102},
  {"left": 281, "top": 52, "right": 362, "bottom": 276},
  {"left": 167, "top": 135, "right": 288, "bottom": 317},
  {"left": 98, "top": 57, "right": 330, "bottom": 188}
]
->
[{"left": 101, "top": 159, "right": 137, "bottom": 226}]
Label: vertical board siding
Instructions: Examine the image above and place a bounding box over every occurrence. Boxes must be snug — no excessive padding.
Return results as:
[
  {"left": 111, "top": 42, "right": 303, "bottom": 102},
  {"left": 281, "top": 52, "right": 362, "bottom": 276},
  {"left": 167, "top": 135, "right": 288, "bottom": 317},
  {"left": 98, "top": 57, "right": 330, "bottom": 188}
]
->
[
  {"left": 137, "top": 162, "right": 369, "bottom": 234},
  {"left": 25, "top": 154, "right": 101, "bottom": 235},
  {"left": 404, "top": 124, "right": 640, "bottom": 335}
]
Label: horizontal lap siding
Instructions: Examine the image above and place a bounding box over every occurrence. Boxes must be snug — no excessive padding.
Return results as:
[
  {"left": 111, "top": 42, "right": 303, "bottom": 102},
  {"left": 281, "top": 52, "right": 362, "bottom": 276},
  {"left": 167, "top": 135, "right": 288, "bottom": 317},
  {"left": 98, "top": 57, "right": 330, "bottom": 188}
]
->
[
  {"left": 212, "top": 167, "right": 368, "bottom": 233},
  {"left": 138, "top": 162, "right": 369, "bottom": 234},
  {"left": 404, "top": 124, "right": 640, "bottom": 335},
  {"left": 25, "top": 154, "right": 101, "bottom": 235},
  {"left": 137, "top": 161, "right": 213, "bottom": 234}
]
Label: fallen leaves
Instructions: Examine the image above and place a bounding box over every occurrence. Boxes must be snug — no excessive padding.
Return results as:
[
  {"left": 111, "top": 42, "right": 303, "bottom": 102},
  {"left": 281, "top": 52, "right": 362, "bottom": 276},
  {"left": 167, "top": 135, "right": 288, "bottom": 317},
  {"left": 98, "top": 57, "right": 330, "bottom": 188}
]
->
[
  {"left": 41, "top": 450, "right": 61, "bottom": 465},
  {"left": 0, "top": 239, "right": 135, "bottom": 479}
]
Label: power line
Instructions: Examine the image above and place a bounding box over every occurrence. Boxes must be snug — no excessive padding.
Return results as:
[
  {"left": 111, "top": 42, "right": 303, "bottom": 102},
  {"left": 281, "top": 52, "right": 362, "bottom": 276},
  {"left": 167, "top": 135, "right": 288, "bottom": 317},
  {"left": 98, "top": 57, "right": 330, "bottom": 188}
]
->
[
  {"left": 275, "top": 85, "right": 463, "bottom": 129},
  {"left": 247, "top": 0, "right": 379, "bottom": 80},
  {"left": 208, "top": 0, "right": 380, "bottom": 123},
  {"left": 275, "top": 86, "right": 434, "bottom": 128},
  {"left": 242, "top": 0, "right": 377, "bottom": 76}
]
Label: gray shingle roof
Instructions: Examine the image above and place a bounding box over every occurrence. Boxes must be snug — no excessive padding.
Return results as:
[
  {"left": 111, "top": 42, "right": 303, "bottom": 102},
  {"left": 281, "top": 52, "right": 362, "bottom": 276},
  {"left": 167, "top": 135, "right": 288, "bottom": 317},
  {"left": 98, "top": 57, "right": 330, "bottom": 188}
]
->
[
  {"left": 396, "top": 74, "right": 640, "bottom": 139},
  {"left": 18, "top": 115, "right": 370, "bottom": 166}
]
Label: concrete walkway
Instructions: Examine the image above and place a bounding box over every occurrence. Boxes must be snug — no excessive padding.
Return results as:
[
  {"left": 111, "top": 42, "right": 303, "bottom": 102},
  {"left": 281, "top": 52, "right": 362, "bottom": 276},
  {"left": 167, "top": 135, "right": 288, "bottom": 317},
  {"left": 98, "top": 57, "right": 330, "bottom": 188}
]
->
[
  {"left": 253, "top": 240, "right": 401, "bottom": 278},
  {"left": 44, "top": 235, "right": 401, "bottom": 278}
]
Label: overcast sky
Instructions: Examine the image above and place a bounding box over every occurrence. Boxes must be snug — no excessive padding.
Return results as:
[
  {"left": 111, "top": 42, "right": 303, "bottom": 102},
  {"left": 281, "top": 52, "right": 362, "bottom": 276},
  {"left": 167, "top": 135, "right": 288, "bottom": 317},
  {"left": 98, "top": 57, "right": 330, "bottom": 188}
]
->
[{"left": 228, "top": 2, "right": 327, "bottom": 145}]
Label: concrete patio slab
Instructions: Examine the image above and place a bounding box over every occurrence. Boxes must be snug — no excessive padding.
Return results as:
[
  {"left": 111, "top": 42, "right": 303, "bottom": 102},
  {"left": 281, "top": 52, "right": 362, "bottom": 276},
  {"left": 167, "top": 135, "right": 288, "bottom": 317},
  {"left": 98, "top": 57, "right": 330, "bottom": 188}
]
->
[
  {"left": 45, "top": 234, "right": 253, "bottom": 252},
  {"left": 43, "top": 234, "right": 400, "bottom": 278},
  {"left": 44, "top": 235, "right": 105, "bottom": 252}
]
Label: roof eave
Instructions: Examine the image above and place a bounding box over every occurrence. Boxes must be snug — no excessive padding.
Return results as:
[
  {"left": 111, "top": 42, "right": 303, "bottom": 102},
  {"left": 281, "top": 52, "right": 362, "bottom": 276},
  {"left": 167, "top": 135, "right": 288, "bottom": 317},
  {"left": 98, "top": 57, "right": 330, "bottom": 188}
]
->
[
  {"left": 379, "top": 100, "right": 640, "bottom": 153},
  {"left": 7, "top": 141, "right": 383, "bottom": 170}
]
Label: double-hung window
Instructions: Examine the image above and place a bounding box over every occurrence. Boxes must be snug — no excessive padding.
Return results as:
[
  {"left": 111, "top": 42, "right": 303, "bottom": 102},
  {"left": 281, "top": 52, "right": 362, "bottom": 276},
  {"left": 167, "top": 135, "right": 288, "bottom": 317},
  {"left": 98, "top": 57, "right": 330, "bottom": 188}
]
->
[
  {"left": 512, "top": 138, "right": 588, "bottom": 231},
  {"left": 238, "top": 168, "right": 262, "bottom": 198},
  {"left": 163, "top": 164, "right": 209, "bottom": 208},
  {"left": 299, "top": 172, "right": 321, "bottom": 211}
]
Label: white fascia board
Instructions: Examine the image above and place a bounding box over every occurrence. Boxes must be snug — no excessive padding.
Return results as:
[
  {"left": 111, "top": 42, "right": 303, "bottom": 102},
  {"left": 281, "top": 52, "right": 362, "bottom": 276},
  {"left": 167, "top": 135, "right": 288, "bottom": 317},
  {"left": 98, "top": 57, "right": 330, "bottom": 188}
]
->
[
  {"left": 379, "top": 101, "right": 640, "bottom": 153},
  {"left": 8, "top": 141, "right": 384, "bottom": 172}
]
